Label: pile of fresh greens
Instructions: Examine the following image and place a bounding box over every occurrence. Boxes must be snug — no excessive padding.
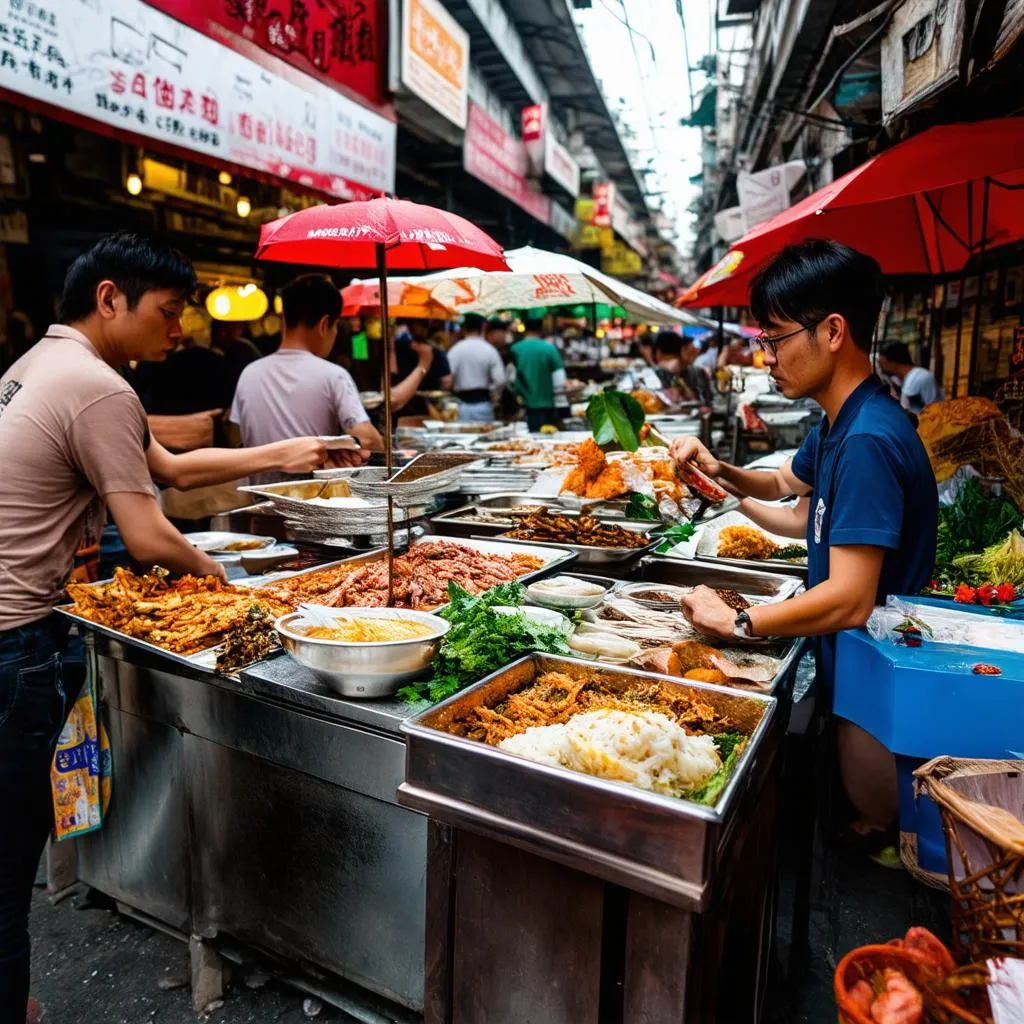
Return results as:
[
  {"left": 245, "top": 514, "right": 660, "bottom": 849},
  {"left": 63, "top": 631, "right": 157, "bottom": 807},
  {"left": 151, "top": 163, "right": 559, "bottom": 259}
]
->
[
  {"left": 934, "top": 478, "right": 1022, "bottom": 586},
  {"left": 397, "top": 581, "right": 571, "bottom": 705},
  {"left": 655, "top": 522, "right": 696, "bottom": 553},
  {"left": 690, "top": 732, "right": 746, "bottom": 806},
  {"left": 586, "top": 390, "right": 647, "bottom": 451}
]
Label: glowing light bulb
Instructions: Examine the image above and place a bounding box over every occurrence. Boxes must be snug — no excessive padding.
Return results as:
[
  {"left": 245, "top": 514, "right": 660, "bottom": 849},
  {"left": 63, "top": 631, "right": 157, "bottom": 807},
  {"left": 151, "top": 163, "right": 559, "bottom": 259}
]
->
[
  {"left": 236, "top": 196, "right": 252, "bottom": 218},
  {"left": 125, "top": 174, "right": 143, "bottom": 196},
  {"left": 218, "top": 170, "right": 232, "bottom": 185}
]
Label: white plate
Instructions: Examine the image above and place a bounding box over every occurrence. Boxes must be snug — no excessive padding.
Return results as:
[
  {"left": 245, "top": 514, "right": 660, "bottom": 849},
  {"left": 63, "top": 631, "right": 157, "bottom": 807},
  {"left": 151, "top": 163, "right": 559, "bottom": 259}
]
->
[
  {"left": 693, "top": 510, "right": 806, "bottom": 563},
  {"left": 184, "top": 531, "right": 276, "bottom": 555}
]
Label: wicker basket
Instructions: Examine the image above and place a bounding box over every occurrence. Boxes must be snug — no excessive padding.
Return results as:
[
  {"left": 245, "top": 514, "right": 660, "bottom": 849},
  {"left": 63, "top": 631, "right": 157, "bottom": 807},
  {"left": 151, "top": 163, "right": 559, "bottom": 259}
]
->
[
  {"left": 914, "top": 756, "right": 1024, "bottom": 964},
  {"left": 835, "top": 943, "right": 991, "bottom": 1024}
]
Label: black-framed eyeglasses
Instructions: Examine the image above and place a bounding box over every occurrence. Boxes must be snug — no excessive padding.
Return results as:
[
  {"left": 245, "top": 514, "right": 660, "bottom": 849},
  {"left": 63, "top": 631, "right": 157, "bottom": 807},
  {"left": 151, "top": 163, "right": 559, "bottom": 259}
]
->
[{"left": 753, "top": 320, "right": 821, "bottom": 356}]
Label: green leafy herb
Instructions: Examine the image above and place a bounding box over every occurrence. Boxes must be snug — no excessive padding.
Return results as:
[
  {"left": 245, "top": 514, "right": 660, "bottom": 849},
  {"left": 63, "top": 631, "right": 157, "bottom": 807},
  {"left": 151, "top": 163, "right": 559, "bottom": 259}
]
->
[
  {"left": 690, "top": 733, "right": 746, "bottom": 806},
  {"left": 775, "top": 544, "right": 808, "bottom": 560},
  {"left": 655, "top": 522, "right": 696, "bottom": 554},
  {"left": 397, "top": 581, "right": 571, "bottom": 704},
  {"left": 586, "top": 390, "right": 646, "bottom": 451},
  {"left": 625, "top": 492, "right": 660, "bottom": 521},
  {"left": 934, "top": 479, "right": 1021, "bottom": 586}
]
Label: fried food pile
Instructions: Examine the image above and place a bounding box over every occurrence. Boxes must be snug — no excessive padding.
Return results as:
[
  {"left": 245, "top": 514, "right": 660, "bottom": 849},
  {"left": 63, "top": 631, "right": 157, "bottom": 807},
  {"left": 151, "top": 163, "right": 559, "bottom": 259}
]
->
[
  {"left": 67, "top": 568, "right": 290, "bottom": 656},
  {"left": 631, "top": 389, "right": 666, "bottom": 414},
  {"left": 558, "top": 438, "right": 689, "bottom": 504},
  {"left": 504, "top": 510, "right": 650, "bottom": 549},
  {"left": 446, "top": 669, "right": 735, "bottom": 746},
  {"left": 258, "top": 541, "right": 544, "bottom": 610},
  {"left": 215, "top": 606, "right": 279, "bottom": 673},
  {"left": 717, "top": 525, "right": 780, "bottom": 560}
]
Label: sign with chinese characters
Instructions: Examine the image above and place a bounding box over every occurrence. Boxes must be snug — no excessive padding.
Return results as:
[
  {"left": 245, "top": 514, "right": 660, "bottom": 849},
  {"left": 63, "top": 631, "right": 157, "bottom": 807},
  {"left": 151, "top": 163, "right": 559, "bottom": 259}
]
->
[
  {"left": 591, "top": 182, "right": 614, "bottom": 227},
  {"left": 146, "top": 0, "right": 384, "bottom": 107},
  {"left": 0, "top": 0, "right": 395, "bottom": 200},
  {"left": 463, "top": 102, "right": 549, "bottom": 226},
  {"left": 401, "top": 0, "right": 468, "bottom": 129},
  {"left": 543, "top": 132, "right": 580, "bottom": 198}
]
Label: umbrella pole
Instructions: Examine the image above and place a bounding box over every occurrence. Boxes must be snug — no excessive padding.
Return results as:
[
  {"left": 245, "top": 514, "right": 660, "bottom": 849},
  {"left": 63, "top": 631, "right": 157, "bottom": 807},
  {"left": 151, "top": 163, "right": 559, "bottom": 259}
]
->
[
  {"left": 967, "top": 177, "right": 991, "bottom": 397},
  {"left": 377, "top": 242, "right": 396, "bottom": 608}
]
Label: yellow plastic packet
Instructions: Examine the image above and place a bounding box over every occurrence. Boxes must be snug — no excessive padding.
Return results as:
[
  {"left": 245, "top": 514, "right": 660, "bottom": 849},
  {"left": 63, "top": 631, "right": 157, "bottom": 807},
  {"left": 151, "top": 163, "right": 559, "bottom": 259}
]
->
[{"left": 50, "top": 675, "right": 111, "bottom": 841}]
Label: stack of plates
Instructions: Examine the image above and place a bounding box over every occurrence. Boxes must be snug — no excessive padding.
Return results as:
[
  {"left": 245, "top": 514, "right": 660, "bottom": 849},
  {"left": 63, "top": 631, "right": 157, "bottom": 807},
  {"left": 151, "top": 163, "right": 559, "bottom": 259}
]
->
[{"left": 455, "top": 467, "right": 540, "bottom": 495}]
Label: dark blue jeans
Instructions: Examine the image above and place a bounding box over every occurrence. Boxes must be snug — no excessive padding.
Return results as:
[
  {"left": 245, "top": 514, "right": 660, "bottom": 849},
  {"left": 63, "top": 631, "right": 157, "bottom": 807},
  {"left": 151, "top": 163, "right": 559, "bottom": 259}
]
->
[{"left": 0, "top": 615, "right": 84, "bottom": 1021}]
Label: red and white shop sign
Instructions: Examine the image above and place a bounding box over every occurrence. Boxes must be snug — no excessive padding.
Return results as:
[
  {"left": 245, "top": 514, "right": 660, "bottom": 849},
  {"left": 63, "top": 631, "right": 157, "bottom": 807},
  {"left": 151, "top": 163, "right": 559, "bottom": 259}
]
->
[
  {"left": 592, "top": 182, "right": 614, "bottom": 227},
  {"left": 146, "top": 0, "right": 385, "bottom": 108},
  {"left": 464, "top": 102, "right": 549, "bottom": 226},
  {"left": 0, "top": 0, "right": 395, "bottom": 199}
]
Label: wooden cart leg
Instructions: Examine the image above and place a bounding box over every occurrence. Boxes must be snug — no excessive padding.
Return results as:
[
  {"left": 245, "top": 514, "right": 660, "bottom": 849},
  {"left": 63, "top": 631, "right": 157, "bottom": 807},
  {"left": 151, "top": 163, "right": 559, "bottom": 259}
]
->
[{"left": 189, "top": 934, "right": 226, "bottom": 1013}]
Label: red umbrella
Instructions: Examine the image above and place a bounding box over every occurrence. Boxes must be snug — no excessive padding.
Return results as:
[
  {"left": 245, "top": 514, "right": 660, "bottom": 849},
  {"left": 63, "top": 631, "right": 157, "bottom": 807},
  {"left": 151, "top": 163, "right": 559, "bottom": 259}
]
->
[
  {"left": 256, "top": 197, "right": 508, "bottom": 271},
  {"left": 678, "top": 117, "right": 1024, "bottom": 307},
  {"left": 256, "top": 196, "right": 509, "bottom": 604}
]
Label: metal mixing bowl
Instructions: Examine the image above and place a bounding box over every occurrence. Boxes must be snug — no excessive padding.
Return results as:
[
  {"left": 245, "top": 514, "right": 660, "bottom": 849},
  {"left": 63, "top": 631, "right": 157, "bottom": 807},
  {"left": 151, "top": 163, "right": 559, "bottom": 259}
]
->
[{"left": 276, "top": 608, "right": 450, "bottom": 699}]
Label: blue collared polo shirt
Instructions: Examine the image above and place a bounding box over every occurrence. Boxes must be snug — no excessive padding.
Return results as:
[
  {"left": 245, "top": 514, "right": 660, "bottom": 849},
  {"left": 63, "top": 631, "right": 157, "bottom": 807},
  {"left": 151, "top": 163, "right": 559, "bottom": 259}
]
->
[{"left": 790, "top": 376, "right": 937, "bottom": 689}]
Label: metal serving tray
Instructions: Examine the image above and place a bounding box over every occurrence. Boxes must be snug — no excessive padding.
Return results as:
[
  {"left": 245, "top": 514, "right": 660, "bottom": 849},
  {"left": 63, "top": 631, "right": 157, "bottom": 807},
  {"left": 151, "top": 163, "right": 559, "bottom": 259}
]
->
[
  {"left": 491, "top": 530, "right": 660, "bottom": 567},
  {"left": 399, "top": 653, "right": 778, "bottom": 909},
  {"left": 631, "top": 557, "right": 806, "bottom": 694},
  {"left": 259, "top": 534, "right": 578, "bottom": 612},
  {"left": 430, "top": 493, "right": 662, "bottom": 539}
]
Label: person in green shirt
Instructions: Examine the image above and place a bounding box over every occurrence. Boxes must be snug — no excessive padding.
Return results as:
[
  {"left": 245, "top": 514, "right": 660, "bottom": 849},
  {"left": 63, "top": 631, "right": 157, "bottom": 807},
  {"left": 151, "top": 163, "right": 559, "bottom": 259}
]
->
[{"left": 510, "top": 318, "right": 565, "bottom": 432}]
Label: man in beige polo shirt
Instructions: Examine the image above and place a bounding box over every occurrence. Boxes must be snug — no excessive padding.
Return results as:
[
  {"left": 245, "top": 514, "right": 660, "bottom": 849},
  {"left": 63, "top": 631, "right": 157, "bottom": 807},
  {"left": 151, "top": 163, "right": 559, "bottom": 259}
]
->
[{"left": 0, "top": 232, "right": 326, "bottom": 1022}]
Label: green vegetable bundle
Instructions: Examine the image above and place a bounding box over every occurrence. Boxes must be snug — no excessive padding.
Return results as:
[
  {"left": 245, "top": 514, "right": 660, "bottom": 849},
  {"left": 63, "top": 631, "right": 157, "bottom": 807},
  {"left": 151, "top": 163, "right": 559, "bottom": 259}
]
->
[
  {"left": 934, "top": 479, "right": 1021, "bottom": 586},
  {"left": 397, "top": 581, "right": 571, "bottom": 705},
  {"left": 952, "top": 529, "right": 1024, "bottom": 587}
]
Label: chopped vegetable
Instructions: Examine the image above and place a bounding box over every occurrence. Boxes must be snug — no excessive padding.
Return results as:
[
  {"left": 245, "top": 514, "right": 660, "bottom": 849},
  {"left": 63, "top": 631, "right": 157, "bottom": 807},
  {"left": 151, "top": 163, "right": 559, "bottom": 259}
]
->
[
  {"left": 690, "top": 734, "right": 745, "bottom": 806},
  {"left": 934, "top": 479, "right": 1021, "bottom": 585},
  {"left": 953, "top": 528, "right": 1024, "bottom": 587},
  {"left": 397, "top": 581, "right": 571, "bottom": 704}
]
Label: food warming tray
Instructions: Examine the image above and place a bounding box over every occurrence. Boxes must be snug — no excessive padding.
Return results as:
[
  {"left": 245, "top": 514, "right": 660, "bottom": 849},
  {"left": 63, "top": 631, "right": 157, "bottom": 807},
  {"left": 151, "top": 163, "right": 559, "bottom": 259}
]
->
[
  {"left": 259, "top": 534, "right": 578, "bottom": 612},
  {"left": 399, "top": 653, "right": 779, "bottom": 909},
  {"left": 491, "top": 530, "right": 661, "bottom": 567}
]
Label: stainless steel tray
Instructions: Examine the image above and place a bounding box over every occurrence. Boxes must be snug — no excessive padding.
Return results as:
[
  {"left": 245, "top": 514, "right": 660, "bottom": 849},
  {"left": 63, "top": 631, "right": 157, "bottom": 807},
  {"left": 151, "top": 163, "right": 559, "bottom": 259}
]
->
[
  {"left": 400, "top": 653, "right": 779, "bottom": 909},
  {"left": 695, "top": 551, "right": 809, "bottom": 581},
  {"left": 258, "top": 535, "right": 578, "bottom": 611},
  {"left": 491, "top": 530, "right": 660, "bottom": 567},
  {"left": 631, "top": 557, "right": 806, "bottom": 693}
]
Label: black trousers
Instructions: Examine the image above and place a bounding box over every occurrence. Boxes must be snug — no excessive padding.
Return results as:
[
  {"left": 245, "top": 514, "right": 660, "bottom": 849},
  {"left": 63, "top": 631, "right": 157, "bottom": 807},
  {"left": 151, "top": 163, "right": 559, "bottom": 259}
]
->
[{"left": 0, "top": 615, "right": 84, "bottom": 1021}]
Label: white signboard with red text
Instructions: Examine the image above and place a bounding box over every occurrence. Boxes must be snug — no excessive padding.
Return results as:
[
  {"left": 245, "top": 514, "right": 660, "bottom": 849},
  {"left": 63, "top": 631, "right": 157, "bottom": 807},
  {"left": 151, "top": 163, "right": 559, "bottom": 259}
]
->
[
  {"left": 401, "top": 0, "right": 469, "bottom": 129},
  {"left": 0, "top": 0, "right": 395, "bottom": 200},
  {"left": 463, "top": 102, "right": 550, "bottom": 226}
]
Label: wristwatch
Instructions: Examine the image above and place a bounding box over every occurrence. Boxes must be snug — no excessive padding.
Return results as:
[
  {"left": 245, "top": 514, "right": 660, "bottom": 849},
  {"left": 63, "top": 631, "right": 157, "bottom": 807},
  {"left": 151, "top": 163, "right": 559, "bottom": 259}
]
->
[{"left": 733, "top": 610, "right": 754, "bottom": 639}]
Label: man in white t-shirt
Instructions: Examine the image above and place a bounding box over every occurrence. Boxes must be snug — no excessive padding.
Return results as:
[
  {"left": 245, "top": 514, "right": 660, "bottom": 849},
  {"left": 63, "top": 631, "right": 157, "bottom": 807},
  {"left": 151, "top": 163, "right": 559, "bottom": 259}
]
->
[
  {"left": 447, "top": 313, "right": 506, "bottom": 423},
  {"left": 231, "top": 275, "right": 383, "bottom": 480},
  {"left": 878, "top": 342, "right": 942, "bottom": 415}
]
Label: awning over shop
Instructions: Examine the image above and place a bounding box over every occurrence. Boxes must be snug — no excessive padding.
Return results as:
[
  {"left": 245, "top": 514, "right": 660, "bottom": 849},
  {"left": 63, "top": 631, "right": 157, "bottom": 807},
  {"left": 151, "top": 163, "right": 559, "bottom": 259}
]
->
[{"left": 678, "top": 117, "right": 1024, "bottom": 308}]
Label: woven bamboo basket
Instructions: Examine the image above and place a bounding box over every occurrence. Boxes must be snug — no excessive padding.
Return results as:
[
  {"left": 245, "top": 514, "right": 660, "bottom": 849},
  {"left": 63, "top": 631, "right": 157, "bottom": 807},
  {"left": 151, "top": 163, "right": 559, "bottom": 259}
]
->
[
  {"left": 914, "top": 756, "right": 1024, "bottom": 964},
  {"left": 834, "top": 944, "right": 991, "bottom": 1024}
]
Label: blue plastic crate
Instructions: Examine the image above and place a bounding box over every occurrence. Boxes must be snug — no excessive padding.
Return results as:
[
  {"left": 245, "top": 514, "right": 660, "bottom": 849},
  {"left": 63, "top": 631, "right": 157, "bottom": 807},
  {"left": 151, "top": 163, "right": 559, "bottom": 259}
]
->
[{"left": 834, "top": 628, "right": 1024, "bottom": 875}]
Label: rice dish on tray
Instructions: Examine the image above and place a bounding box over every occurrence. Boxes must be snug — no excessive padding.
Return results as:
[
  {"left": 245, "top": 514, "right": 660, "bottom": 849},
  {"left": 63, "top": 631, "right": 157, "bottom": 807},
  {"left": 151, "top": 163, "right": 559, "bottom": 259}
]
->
[
  {"left": 500, "top": 709, "right": 722, "bottom": 797},
  {"left": 444, "top": 669, "right": 747, "bottom": 805}
]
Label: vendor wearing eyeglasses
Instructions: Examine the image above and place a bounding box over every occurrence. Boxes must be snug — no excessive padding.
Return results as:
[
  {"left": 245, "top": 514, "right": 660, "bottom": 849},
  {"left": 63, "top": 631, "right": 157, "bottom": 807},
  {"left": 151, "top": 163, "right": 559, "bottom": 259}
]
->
[{"left": 670, "top": 240, "right": 937, "bottom": 848}]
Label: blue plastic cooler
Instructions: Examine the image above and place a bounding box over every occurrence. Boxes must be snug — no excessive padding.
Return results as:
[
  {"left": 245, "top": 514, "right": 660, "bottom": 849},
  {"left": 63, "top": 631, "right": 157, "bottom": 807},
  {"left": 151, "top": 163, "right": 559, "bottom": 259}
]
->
[{"left": 833, "top": 627, "right": 1024, "bottom": 874}]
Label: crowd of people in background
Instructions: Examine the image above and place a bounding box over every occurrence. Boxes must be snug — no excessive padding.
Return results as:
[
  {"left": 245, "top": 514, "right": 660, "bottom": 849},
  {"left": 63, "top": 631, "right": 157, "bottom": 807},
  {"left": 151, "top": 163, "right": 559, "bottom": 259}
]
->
[{"left": 0, "top": 265, "right": 945, "bottom": 471}]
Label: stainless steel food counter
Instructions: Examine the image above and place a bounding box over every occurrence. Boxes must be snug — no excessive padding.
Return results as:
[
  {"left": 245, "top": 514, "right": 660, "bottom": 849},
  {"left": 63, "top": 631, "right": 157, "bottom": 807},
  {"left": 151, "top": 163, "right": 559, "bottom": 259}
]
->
[{"left": 73, "top": 632, "right": 426, "bottom": 1020}]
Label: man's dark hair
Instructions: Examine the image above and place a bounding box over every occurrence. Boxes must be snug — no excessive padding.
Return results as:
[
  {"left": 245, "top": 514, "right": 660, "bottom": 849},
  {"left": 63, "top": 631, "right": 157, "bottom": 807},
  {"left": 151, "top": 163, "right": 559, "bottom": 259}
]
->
[
  {"left": 749, "top": 239, "right": 883, "bottom": 353},
  {"left": 280, "top": 274, "right": 341, "bottom": 329},
  {"left": 485, "top": 317, "right": 507, "bottom": 333},
  {"left": 881, "top": 342, "right": 914, "bottom": 366},
  {"left": 462, "top": 313, "right": 486, "bottom": 333},
  {"left": 59, "top": 232, "right": 196, "bottom": 323},
  {"left": 654, "top": 330, "right": 683, "bottom": 357},
  {"left": 523, "top": 317, "right": 545, "bottom": 334}
]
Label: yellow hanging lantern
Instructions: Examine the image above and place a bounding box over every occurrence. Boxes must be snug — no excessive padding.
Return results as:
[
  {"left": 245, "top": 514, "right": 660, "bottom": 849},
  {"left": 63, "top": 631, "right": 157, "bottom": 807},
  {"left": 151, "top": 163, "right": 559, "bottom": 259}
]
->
[{"left": 205, "top": 283, "right": 269, "bottom": 322}]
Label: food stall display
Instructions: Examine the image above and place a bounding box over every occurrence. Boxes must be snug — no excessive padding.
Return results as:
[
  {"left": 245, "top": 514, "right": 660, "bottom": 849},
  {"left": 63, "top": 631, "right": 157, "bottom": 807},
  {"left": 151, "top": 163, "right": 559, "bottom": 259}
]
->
[
  {"left": 400, "top": 654, "right": 785, "bottom": 1022},
  {"left": 256, "top": 537, "right": 569, "bottom": 610},
  {"left": 923, "top": 477, "right": 1023, "bottom": 604}
]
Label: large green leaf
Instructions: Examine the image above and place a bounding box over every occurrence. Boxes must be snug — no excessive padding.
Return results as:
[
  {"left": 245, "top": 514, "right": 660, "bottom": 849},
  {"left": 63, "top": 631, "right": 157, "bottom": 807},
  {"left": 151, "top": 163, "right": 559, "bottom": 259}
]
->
[{"left": 586, "top": 390, "right": 646, "bottom": 451}]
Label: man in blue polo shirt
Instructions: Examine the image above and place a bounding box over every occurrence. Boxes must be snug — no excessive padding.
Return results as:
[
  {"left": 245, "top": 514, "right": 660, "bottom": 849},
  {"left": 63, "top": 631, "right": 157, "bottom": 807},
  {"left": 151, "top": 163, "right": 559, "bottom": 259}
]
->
[{"left": 670, "top": 240, "right": 937, "bottom": 847}]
